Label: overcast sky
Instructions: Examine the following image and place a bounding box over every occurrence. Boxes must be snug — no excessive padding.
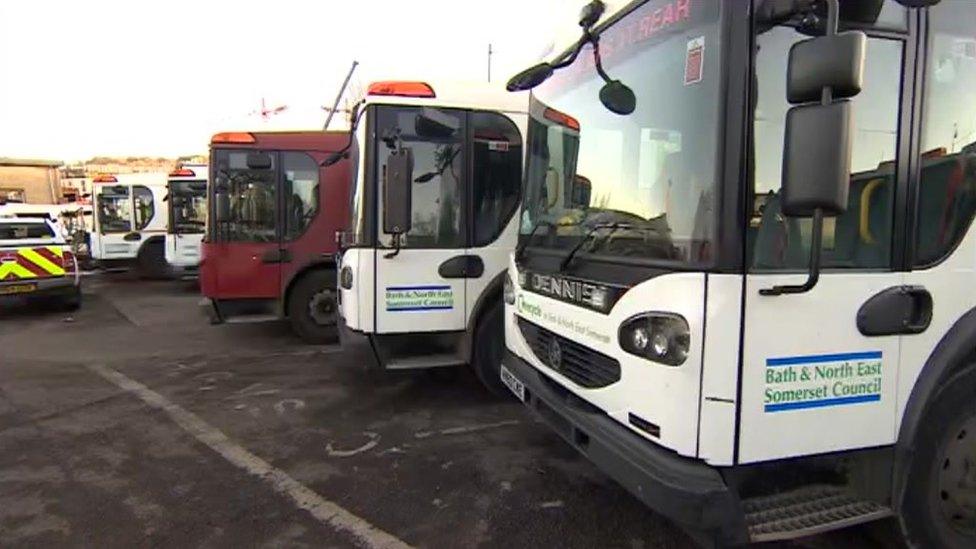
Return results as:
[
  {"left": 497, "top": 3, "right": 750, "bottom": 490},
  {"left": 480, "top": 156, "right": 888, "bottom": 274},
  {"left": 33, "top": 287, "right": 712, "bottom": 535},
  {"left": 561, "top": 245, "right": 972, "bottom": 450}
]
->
[{"left": 0, "top": 0, "right": 599, "bottom": 161}]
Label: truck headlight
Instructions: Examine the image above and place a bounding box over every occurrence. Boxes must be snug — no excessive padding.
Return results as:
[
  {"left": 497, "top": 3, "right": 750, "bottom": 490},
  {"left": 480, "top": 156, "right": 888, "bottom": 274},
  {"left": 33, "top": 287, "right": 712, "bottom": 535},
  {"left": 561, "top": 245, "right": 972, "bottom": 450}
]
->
[
  {"left": 340, "top": 266, "right": 354, "bottom": 289},
  {"left": 503, "top": 271, "right": 516, "bottom": 304},
  {"left": 618, "top": 313, "right": 690, "bottom": 366}
]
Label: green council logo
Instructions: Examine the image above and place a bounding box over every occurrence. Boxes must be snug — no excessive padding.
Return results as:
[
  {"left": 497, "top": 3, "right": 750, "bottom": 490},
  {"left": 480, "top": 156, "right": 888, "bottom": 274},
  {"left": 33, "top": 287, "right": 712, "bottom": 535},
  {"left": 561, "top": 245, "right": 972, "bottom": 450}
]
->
[{"left": 516, "top": 293, "right": 542, "bottom": 318}]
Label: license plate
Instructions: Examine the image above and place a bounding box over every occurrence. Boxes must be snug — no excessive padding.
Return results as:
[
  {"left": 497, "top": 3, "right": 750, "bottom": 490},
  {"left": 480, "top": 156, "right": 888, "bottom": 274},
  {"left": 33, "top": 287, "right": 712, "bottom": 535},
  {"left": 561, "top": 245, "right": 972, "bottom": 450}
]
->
[
  {"left": 0, "top": 283, "right": 37, "bottom": 296},
  {"left": 500, "top": 364, "right": 525, "bottom": 402}
]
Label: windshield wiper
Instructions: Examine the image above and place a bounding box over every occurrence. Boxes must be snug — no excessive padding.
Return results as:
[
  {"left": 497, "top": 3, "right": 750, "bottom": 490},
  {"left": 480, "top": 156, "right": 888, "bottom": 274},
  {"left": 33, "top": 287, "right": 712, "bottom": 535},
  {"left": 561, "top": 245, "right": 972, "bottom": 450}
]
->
[
  {"left": 516, "top": 220, "right": 562, "bottom": 261},
  {"left": 558, "top": 222, "right": 631, "bottom": 271}
]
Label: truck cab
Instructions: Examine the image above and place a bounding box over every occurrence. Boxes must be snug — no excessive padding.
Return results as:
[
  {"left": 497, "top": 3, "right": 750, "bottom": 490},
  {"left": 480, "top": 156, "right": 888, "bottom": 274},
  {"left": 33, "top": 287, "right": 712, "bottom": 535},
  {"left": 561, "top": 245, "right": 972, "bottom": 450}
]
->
[
  {"left": 165, "top": 163, "right": 208, "bottom": 275},
  {"left": 90, "top": 172, "right": 169, "bottom": 277},
  {"left": 502, "top": 0, "right": 972, "bottom": 546},
  {"left": 199, "top": 131, "right": 351, "bottom": 343},
  {"left": 337, "top": 81, "right": 527, "bottom": 392}
]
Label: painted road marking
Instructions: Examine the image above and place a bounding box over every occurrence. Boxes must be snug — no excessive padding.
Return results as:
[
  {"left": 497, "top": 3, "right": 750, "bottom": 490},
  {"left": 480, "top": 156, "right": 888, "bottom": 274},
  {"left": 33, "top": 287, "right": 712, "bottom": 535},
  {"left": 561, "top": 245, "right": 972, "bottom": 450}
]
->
[{"left": 87, "top": 364, "right": 412, "bottom": 549}]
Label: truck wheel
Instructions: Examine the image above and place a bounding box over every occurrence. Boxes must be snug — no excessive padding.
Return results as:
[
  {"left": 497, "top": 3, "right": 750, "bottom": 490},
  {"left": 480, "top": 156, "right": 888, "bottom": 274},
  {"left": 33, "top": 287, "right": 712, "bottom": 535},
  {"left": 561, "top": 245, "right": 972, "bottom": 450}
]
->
[
  {"left": 900, "top": 362, "right": 976, "bottom": 549},
  {"left": 288, "top": 270, "right": 338, "bottom": 344},
  {"left": 137, "top": 240, "right": 169, "bottom": 279},
  {"left": 471, "top": 300, "right": 512, "bottom": 399}
]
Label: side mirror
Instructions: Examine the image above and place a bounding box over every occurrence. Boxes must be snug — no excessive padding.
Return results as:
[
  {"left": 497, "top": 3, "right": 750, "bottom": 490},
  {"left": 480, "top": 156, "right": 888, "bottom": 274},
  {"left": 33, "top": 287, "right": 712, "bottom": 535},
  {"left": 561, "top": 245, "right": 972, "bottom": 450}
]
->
[
  {"left": 246, "top": 152, "right": 273, "bottom": 170},
  {"left": 506, "top": 62, "right": 554, "bottom": 92},
  {"left": 214, "top": 191, "right": 231, "bottom": 223},
  {"left": 383, "top": 148, "right": 413, "bottom": 235},
  {"left": 781, "top": 31, "right": 865, "bottom": 217},
  {"left": 763, "top": 0, "right": 865, "bottom": 297},
  {"left": 571, "top": 175, "right": 592, "bottom": 208}
]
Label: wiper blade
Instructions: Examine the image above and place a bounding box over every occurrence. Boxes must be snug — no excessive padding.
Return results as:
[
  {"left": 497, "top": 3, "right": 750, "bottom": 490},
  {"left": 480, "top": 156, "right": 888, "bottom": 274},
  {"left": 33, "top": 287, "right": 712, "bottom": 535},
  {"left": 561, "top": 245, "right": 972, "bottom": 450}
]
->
[
  {"left": 558, "top": 222, "right": 631, "bottom": 272},
  {"left": 516, "top": 220, "right": 567, "bottom": 261}
]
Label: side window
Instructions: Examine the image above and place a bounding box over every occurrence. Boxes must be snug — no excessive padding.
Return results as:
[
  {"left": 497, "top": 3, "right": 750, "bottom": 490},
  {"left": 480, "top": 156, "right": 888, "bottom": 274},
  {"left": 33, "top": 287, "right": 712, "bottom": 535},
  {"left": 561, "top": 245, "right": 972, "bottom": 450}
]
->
[
  {"left": 282, "top": 152, "right": 319, "bottom": 240},
  {"left": 376, "top": 106, "right": 465, "bottom": 248},
  {"left": 470, "top": 111, "right": 522, "bottom": 247},
  {"left": 214, "top": 150, "right": 277, "bottom": 243},
  {"left": 133, "top": 185, "right": 155, "bottom": 230},
  {"left": 97, "top": 187, "right": 132, "bottom": 233},
  {"left": 914, "top": 5, "right": 976, "bottom": 267},
  {"left": 750, "top": 27, "right": 903, "bottom": 270}
]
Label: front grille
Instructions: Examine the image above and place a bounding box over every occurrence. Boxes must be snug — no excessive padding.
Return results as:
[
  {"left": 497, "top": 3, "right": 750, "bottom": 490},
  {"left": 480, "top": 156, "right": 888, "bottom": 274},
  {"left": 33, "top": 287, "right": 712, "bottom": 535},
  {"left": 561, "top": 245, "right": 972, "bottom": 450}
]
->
[{"left": 517, "top": 317, "right": 621, "bottom": 389}]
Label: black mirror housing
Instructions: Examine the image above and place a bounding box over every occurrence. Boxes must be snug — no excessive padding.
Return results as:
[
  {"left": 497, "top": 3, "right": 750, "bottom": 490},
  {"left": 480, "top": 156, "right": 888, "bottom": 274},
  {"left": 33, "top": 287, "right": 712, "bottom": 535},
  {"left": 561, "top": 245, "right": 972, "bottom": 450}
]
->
[
  {"left": 787, "top": 31, "right": 866, "bottom": 103},
  {"left": 506, "top": 63, "right": 554, "bottom": 92},
  {"left": 599, "top": 80, "right": 636, "bottom": 115},
  {"left": 782, "top": 100, "right": 852, "bottom": 217},
  {"left": 383, "top": 149, "right": 414, "bottom": 235}
]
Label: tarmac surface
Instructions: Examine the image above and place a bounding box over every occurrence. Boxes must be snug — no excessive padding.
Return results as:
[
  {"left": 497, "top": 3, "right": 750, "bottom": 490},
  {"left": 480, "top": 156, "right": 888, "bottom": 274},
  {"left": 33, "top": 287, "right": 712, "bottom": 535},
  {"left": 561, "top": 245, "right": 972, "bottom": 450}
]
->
[{"left": 0, "top": 274, "right": 904, "bottom": 548}]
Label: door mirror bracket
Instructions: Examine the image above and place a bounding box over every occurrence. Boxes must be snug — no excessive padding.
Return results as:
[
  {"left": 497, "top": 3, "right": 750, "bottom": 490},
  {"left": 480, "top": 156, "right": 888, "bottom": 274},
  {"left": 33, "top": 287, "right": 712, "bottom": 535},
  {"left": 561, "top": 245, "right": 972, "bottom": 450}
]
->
[{"left": 762, "top": 0, "right": 864, "bottom": 296}]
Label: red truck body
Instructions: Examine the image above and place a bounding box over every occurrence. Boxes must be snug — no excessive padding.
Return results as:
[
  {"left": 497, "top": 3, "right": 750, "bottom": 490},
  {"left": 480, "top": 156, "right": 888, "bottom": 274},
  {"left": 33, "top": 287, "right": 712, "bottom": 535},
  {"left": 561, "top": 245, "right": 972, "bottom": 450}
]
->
[{"left": 200, "top": 131, "right": 351, "bottom": 339}]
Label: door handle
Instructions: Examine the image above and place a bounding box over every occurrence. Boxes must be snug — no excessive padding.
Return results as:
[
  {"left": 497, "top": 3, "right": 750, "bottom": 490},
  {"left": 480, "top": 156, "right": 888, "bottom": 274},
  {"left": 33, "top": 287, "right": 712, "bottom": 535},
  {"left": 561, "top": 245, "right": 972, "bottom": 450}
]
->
[
  {"left": 261, "top": 248, "right": 292, "bottom": 264},
  {"left": 438, "top": 255, "right": 484, "bottom": 279},
  {"left": 123, "top": 232, "right": 142, "bottom": 242},
  {"left": 857, "top": 285, "right": 932, "bottom": 336}
]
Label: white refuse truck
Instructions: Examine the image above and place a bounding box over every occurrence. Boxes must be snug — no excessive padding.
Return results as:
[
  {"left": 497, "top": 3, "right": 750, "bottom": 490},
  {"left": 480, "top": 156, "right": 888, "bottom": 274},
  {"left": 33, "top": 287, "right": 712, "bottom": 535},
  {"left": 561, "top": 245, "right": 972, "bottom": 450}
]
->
[{"left": 500, "top": 0, "right": 973, "bottom": 546}]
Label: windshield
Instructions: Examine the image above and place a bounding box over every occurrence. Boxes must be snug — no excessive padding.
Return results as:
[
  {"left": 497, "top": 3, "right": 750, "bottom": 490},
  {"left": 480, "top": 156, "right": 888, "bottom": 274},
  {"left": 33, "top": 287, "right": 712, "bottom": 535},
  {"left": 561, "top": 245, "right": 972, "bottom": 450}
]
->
[
  {"left": 0, "top": 222, "right": 54, "bottom": 241},
  {"left": 97, "top": 189, "right": 132, "bottom": 233},
  {"left": 521, "top": 0, "right": 722, "bottom": 267},
  {"left": 169, "top": 180, "right": 207, "bottom": 234}
]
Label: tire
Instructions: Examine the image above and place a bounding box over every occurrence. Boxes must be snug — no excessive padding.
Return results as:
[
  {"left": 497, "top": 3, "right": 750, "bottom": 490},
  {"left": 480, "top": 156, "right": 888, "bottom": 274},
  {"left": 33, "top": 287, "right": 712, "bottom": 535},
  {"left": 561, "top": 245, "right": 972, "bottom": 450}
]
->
[
  {"left": 471, "top": 300, "right": 513, "bottom": 399},
  {"left": 900, "top": 362, "right": 976, "bottom": 549},
  {"left": 137, "top": 240, "right": 169, "bottom": 279},
  {"left": 287, "top": 270, "right": 338, "bottom": 344}
]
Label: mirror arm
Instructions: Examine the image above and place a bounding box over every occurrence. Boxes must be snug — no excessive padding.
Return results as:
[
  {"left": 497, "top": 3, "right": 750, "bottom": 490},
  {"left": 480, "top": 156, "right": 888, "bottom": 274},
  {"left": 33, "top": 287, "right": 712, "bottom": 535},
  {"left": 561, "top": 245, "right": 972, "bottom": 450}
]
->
[
  {"left": 383, "top": 234, "right": 402, "bottom": 259},
  {"left": 760, "top": 208, "right": 824, "bottom": 296}
]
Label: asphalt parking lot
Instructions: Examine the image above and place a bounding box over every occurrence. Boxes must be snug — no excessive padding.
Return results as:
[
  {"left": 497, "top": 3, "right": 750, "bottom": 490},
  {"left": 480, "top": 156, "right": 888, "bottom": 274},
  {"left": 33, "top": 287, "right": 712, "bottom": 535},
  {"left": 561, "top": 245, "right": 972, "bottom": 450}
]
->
[{"left": 0, "top": 275, "right": 904, "bottom": 548}]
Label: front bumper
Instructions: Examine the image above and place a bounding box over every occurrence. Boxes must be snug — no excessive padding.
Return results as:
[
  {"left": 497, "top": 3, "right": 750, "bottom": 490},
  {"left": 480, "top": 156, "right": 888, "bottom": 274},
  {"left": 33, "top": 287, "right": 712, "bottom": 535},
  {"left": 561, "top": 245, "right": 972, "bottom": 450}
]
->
[
  {"left": 0, "top": 276, "right": 78, "bottom": 300},
  {"left": 503, "top": 350, "right": 748, "bottom": 545}
]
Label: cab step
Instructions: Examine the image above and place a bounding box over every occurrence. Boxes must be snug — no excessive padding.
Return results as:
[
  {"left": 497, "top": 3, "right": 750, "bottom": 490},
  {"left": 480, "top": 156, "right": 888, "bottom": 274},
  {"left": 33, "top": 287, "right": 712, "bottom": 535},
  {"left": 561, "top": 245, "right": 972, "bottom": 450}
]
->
[
  {"left": 384, "top": 354, "right": 464, "bottom": 370},
  {"left": 743, "top": 485, "right": 892, "bottom": 542}
]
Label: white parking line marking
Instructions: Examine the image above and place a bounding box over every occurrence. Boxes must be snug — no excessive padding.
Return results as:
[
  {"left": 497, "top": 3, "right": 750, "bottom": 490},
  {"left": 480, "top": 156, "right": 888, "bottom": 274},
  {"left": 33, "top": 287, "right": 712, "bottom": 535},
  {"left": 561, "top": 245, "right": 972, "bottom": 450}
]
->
[{"left": 87, "top": 364, "right": 412, "bottom": 549}]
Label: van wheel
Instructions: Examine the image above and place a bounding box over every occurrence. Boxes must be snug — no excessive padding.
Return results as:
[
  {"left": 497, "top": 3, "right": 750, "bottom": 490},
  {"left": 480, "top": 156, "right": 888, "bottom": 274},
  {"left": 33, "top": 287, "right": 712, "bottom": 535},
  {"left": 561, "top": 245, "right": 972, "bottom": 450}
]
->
[
  {"left": 288, "top": 270, "right": 338, "bottom": 344},
  {"left": 137, "top": 240, "right": 169, "bottom": 279},
  {"left": 471, "top": 300, "right": 512, "bottom": 399},
  {"left": 900, "top": 362, "right": 976, "bottom": 549}
]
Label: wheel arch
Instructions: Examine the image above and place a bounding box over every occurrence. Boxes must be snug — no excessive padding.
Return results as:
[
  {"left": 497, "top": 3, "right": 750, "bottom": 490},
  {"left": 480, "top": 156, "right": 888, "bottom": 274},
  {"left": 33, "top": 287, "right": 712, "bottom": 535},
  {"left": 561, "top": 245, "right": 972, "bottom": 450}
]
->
[
  {"left": 282, "top": 257, "right": 337, "bottom": 317},
  {"left": 459, "top": 270, "right": 507, "bottom": 363},
  {"left": 893, "top": 304, "right": 976, "bottom": 510},
  {"left": 136, "top": 234, "right": 165, "bottom": 256}
]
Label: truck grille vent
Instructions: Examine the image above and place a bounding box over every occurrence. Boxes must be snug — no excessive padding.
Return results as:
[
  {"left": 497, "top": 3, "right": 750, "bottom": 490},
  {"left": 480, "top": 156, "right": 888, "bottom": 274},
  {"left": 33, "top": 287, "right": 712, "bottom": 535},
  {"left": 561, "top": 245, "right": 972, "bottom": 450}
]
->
[{"left": 517, "top": 317, "right": 621, "bottom": 389}]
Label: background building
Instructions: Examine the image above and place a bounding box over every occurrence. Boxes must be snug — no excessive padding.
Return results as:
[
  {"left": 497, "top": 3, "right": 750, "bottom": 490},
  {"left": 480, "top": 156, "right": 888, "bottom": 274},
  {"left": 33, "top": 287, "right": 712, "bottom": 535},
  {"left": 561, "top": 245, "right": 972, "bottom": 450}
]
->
[{"left": 0, "top": 157, "right": 65, "bottom": 204}]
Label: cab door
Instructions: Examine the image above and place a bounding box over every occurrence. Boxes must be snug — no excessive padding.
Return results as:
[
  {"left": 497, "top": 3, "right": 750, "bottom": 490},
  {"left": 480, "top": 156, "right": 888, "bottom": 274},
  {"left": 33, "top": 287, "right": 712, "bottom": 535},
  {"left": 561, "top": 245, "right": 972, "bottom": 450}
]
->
[
  {"left": 373, "top": 106, "right": 467, "bottom": 333},
  {"left": 737, "top": 27, "right": 909, "bottom": 463},
  {"left": 93, "top": 184, "right": 135, "bottom": 260},
  {"left": 209, "top": 149, "right": 281, "bottom": 299}
]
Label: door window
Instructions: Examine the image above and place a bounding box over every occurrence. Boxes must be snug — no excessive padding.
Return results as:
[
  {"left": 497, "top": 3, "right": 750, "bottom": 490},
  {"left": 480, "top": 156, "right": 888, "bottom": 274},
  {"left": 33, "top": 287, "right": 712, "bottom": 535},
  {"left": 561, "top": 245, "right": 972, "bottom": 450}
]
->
[
  {"left": 914, "top": 4, "right": 976, "bottom": 267},
  {"left": 213, "top": 150, "right": 277, "bottom": 243},
  {"left": 375, "top": 106, "right": 465, "bottom": 248},
  {"left": 133, "top": 185, "right": 155, "bottom": 230},
  {"left": 282, "top": 152, "right": 319, "bottom": 240},
  {"left": 470, "top": 111, "right": 522, "bottom": 247},
  {"left": 750, "top": 27, "right": 903, "bottom": 271},
  {"left": 97, "top": 188, "right": 132, "bottom": 233}
]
